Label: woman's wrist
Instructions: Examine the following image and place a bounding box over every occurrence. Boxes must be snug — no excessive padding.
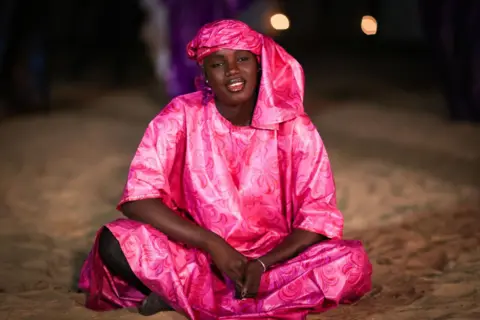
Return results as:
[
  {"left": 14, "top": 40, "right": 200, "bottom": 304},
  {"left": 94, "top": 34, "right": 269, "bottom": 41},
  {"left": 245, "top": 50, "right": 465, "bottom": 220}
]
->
[
  {"left": 255, "top": 258, "right": 267, "bottom": 272},
  {"left": 257, "top": 255, "right": 276, "bottom": 270}
]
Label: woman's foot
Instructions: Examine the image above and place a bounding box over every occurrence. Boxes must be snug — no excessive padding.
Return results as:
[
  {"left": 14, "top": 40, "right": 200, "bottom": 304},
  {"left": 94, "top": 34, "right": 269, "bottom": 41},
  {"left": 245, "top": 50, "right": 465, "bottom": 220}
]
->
[{"left": 138, "top": 292, "right": 174, "bottom": 316}]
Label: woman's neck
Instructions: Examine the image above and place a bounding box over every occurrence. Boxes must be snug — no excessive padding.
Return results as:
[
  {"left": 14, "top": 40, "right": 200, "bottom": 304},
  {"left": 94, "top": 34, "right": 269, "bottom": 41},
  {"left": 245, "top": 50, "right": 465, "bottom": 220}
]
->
[{"left": 215, "top": 97, "right": 256, "bottom": 126}]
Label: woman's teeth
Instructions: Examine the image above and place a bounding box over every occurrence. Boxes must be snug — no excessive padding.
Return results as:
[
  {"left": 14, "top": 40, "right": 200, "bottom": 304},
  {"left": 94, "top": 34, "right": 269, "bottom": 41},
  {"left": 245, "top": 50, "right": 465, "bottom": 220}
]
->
[{"left": 227, "top": 80, "right": 245, "bottom": 92}]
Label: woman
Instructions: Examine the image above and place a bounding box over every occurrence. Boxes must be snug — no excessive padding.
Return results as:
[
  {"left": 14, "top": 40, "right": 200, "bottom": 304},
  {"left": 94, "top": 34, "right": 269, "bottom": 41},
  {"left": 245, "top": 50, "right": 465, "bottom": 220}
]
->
[{"left": 78, "top": 20, "right": 372, "bottom": 319}]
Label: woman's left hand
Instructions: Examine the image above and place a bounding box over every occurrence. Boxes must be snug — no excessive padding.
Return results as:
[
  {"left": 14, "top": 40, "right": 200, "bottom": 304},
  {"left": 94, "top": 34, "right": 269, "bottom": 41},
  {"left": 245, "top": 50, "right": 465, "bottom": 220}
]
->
[{"left": 240, "top": 260, "right": 264, "bottom": 299}]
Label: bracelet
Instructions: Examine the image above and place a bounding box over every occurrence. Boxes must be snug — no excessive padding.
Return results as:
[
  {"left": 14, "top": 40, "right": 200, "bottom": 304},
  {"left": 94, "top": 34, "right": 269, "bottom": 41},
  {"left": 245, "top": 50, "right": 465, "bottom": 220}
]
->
[{"left": 256, "top": 258, "right": 267, "bottom": 272}]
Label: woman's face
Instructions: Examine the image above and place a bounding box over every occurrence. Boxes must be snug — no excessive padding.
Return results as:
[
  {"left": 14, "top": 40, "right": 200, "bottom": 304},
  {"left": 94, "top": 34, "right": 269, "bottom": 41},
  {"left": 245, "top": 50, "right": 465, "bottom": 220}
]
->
[{"left": 203, "top": 49, "right": 259, "bottom": 107}]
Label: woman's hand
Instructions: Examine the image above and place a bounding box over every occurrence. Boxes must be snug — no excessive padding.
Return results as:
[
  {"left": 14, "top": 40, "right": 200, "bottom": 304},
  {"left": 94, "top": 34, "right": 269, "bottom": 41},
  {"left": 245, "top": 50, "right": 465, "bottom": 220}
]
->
[
  {"left": 207, "top": 237, "right": 247, "bottom": 289},
  {"left": 240, "top": 260, "right": 264, "bottom": 299}
]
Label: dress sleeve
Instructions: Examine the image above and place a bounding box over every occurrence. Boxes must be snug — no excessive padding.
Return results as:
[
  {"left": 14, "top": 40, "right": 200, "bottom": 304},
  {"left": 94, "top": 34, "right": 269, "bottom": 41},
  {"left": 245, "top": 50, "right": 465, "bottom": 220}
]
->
[
  {"left": 291, "top": 115, "right": 344, "bottom": 240},
  {"left": 117, "top": 100, "right": 185, "bottom": 211}
]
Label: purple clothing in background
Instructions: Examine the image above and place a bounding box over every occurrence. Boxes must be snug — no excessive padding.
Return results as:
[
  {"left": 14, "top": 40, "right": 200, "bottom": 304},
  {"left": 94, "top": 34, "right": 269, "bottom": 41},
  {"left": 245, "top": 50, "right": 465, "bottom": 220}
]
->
[{"left": 160, "top": 0, "right": 254, "bottom": 98}]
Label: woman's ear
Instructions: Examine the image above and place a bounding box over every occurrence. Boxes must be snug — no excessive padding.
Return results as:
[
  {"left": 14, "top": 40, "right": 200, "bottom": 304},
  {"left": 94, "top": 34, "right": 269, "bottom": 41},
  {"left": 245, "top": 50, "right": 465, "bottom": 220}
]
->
[{"left": 201, "top": 66, "right": 210, "bottom": 84}]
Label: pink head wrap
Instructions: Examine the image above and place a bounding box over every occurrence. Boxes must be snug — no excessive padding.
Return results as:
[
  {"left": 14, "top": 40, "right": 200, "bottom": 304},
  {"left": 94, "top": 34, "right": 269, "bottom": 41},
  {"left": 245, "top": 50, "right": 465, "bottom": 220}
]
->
[{"left": 187, "top": 19, "right": 305, "bottom": 129}]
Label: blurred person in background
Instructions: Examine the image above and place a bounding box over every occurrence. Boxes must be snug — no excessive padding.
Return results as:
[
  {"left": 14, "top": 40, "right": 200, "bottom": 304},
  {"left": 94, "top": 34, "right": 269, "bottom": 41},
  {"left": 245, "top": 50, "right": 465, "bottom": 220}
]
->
[
  {"left": 140, "top": 0, "right": 170, "bottom": 86},
  {"left": 0, "top": 0, "right": 50, "bottom": 118},
  {"left": 141, "top": 0, "right": 280, "bottom": 99},
  {"left": 419, "top": 0, "right": 480, "bottom": 123}
]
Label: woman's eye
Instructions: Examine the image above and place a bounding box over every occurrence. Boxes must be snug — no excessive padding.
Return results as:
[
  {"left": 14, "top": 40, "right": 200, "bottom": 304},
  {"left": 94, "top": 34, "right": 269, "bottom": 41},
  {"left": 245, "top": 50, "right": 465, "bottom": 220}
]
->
[
  {"left": 238, "top": 56, "right": 249, "bottom": 62},
  {"left": 211, "top": 62, "right": 224, "bottom": 68}
]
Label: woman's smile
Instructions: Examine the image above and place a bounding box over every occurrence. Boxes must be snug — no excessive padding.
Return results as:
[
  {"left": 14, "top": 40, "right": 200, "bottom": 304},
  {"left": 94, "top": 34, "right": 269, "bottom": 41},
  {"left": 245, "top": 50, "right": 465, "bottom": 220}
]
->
[{"left": 226, "top": 78, "right": 246, "bottom": 93}]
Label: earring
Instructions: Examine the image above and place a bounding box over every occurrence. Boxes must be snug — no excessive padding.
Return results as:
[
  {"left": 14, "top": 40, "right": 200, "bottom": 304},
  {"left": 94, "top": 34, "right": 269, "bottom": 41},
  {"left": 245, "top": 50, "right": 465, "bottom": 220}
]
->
[{"left": 205, "top": 79, "right": 209, "bottom": 84}]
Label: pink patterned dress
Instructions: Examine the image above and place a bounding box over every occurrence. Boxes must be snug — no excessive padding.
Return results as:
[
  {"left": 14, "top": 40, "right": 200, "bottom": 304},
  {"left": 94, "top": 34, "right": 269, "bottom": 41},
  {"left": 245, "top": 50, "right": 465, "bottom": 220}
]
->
[
  {"left": 78, "top": 19, "right": 372, "bottom": 320},
  {"left": 78, "top": 92, "right": 372, "bottom": 319}
]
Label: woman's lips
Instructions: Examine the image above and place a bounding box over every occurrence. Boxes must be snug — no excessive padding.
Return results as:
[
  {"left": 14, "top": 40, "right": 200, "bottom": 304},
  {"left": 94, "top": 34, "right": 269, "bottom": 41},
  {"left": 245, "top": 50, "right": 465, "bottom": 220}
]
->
[{"left": 226, "top": 79, "right": 246, "bottom": 93}]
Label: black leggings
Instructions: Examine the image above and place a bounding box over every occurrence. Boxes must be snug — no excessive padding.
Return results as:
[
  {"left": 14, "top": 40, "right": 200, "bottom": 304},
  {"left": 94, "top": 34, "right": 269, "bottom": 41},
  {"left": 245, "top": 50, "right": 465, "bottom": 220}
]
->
[{"left": 98, "top": 227, "right": 151, "bottom": 296}]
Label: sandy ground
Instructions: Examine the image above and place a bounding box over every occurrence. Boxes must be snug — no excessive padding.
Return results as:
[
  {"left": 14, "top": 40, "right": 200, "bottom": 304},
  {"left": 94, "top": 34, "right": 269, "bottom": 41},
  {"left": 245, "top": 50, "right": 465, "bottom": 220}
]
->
[{"left": 0, "top": 75, "right": 479, "bottom": 320}]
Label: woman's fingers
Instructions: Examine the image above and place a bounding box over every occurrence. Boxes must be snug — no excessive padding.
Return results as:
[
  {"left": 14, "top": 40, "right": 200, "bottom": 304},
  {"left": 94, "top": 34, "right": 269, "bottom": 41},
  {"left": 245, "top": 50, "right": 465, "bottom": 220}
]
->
[
  {"left": 241, "top": 262, "right": 262, "bottom": 298},
  {"left": 226, "top": 265, "right": 244, "bottom": 288},
  {"left": 241, "top": 273, "right": 252, "bottom": 298},
  {"left": 232, "top": 261, "right": 246, "bottom": 280}
]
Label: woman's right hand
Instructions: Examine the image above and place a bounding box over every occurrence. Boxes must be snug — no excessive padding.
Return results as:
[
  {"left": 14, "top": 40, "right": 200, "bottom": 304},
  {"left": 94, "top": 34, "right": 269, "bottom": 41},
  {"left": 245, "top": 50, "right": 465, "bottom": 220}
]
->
[{"left": 206, "top": 236, "right": 247, "bottom": 288}]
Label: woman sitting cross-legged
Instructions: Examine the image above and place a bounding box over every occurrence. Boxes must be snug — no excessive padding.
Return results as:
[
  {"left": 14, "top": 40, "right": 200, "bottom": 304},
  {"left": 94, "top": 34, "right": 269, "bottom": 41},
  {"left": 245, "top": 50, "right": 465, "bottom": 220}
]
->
[{"left": 78, "top": 19, "right": 372, "bottom": 320}]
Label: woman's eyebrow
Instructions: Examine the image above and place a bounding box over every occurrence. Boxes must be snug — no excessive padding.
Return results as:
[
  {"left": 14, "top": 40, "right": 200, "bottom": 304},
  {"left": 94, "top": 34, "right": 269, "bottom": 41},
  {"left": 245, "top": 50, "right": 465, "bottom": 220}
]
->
[{"left": 210, "top": 53, "right": 226, "bottom": 59}]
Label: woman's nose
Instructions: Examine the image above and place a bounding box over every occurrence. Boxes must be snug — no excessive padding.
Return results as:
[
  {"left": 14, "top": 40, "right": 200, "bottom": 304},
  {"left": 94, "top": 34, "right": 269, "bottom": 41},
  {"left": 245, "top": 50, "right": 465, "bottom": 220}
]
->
[{"left": 225, "top": 61, "right": 240, "bottom": 77}]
